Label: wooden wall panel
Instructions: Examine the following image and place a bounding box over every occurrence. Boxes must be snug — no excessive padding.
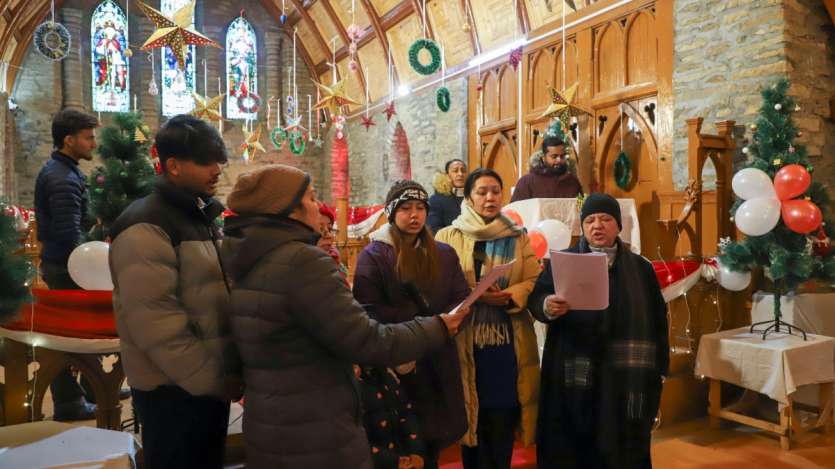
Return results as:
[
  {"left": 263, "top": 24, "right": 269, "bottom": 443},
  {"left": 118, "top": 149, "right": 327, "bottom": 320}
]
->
[
  {"left": 330, "top": 0, "right": 372, "bottom": 31},
  {"left": 594, "top": 22, "right": 625, "bottom": 94},
  {"left": 482, "top": 132, "right": 518, "bottom": 205},
  {"left": 309, "top": 2, "right": 346, "bottom": 52},
  {"left": 357, "top": 39, "right": 389, "bottom": 102},
  {"left": 469, "top": 0, "right": 518, "bottom": 51},
  {"left": 427, "top": 0, "right": 474, "bottom": 67},
  {"left": 529, "top": 48, "right": 556, "bottom": 112},
  {"left": 297, "top": 21, "right": 328, "bottom": 64},
  {"left": 626, "top": 11, "right": 657, "bottom": 86},
  {"left": 498, "top": 65, "right": 517, "bottom": 122},
  {"left": 369, "top": 0, "right": 401, "bottom": 16},
  {"left": 481, "top": 71, "right": 500, "bottom": 125},
  {"left": 554, "top": 38, "right": 578, "bottom": 90},
  {"left": 386, "top": 14, "right": 425, "bottom": 85}
]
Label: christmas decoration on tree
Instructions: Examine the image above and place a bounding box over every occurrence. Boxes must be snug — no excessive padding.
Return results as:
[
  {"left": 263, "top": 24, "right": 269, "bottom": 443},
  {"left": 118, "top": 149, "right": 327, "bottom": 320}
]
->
[
  {"left": 0, "top": 202, "right": 33, "bottom": 323},
  {"left": 191, "top": 92, "right": 224, "bottom": 121},
  {"left": 539, "top": 83, "right": 591, "bottom": 135},
  {"left": 314, "top": 79, "right": 359, "bottom": 116},
  {"left": 718, "top": 79, "right": 835, "bottom": 338},
  {"left": 87, "top": 112, "right": 157, "bottom": 241},
  {"left": 136, "top": 0, "right": 221, "bottom": 71}
]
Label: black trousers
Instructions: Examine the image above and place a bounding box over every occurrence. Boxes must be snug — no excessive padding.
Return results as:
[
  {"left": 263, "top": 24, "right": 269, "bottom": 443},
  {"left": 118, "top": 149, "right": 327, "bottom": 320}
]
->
[
  {"left": 132, "top": 385, "right": 230, "bottom": 469},
  {"left": 460, "top": 407, "right": 520, "bottom": 469},
  {"left": 41, "top": 261, "right": 87, "bottom": 406}
]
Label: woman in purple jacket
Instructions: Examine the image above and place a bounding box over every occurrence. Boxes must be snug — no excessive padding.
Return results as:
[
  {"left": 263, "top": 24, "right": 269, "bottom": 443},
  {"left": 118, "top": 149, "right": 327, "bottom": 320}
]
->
[{"left": 353, "top": 180, "right": 471, "bottom": 469}]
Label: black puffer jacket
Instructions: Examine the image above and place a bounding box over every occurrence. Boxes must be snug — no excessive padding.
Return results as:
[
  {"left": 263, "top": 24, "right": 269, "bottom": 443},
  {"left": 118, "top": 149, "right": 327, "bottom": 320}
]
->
[
  {"left": 221, "top": 214, "right": 450, "bottom": 469},
  {"left": 34, "top": 152, "right": 92, "bottom": 263}
]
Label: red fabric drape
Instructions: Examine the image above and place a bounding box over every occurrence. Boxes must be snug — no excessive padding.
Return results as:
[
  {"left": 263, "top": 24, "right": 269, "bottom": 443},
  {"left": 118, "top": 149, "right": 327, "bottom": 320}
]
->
[
  {"left": 3, "top": 289, "right": 117, "bottom": 339},
  {"left": 652, "top": 259, "right": 701, "bottom": 289}
]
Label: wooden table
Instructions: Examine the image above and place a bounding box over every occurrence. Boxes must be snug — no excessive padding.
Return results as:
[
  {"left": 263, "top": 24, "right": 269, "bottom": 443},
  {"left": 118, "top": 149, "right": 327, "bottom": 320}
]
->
[{"left": 695, "top": 327, "right": 835, "bottom": 449}]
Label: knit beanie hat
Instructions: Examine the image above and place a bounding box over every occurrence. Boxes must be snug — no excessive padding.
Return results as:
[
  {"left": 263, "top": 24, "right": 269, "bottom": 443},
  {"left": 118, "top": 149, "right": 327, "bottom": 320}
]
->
[
  {"left": 384, "top": 180, "right": 429, "bottom": 222},
  {"left": 580, "top": 193, "right": 622, "bottom": 230},
  {"left": 227, "top": 164, "right": 310, "bottom": 216}
]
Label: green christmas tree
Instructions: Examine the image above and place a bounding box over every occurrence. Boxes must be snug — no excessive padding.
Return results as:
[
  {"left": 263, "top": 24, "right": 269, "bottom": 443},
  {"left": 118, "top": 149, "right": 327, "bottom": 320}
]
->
[
  {"left": 719, "top": 79, "right": 835, "bottom": 327},
  {"left": 87, "top": 112, "right": 157, "bottom": 240},
  {"left": 0, "top": 203, "right": 34, "bottom": 323}
]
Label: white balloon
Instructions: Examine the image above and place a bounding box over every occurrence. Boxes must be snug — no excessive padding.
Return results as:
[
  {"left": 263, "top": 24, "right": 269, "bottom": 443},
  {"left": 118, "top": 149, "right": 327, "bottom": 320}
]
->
[
  {"left": 734, "top": 198, "right": 781, "bottom": 236},
  {"left": 732, "top": 168, "right": 776, "bottom": 200},
  {"left": 718, "top": 263, "right": 751, "bottom": 291},
  {"left": 68, "top": 241, "right": 114, "bottom": 291},
  {"left": 535, "top": 219, "right": 572, "bottom": 259}
]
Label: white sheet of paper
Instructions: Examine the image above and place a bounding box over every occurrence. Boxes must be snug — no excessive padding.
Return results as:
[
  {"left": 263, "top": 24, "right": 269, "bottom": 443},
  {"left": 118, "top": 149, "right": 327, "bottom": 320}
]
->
[
  {"left": 551, "top": 250, "right": 609, "bottom": 310},
  {"left": 449, "top": 260, "right": 517, "bottom": 315}
]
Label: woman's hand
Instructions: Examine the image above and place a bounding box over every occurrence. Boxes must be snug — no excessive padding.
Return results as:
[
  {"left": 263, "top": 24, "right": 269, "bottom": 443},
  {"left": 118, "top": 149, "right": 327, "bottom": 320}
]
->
[
  {"left": 479, "top": 284, "right": 512, "bottom": 306},
  {"left": 439, "top": 305, "right": 471, "bottom": 336},
  {"left": 543, "top": 294, "right": 569, "bottom": 318}
]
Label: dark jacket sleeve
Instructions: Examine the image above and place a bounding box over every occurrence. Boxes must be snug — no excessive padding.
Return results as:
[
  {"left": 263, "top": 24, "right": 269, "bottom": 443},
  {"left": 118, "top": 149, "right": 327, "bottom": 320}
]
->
[
  {"left": 447, "top": 249, "right": 471, "bottom": 308},
  {"left": 427, "top": 194, "right": 445, "bottom": 234},
  {"left": 643, "top": 259, "right": 670, "bottom": 377},
  {"left": 510, "top": 175, "right": 532, "bottom": 203},
  {"left": 528, "top": 260, "right": 557, "bottom": 323},
  {"left": 353, "top": 248, "right": 413, "bottom": 323},
  {"left": 287, "top": 245, "right": 449, "bottom": 367},
  {"left": 47, "top": 169, "right": 86, "bottom": 247}
]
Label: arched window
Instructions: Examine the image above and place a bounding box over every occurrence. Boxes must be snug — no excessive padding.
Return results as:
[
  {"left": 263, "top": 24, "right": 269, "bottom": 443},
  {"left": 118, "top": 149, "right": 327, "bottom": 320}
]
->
[
  {"left": 91, "top": 0, "right": 129, "bottom": 112},
  {"left": 161, "top": 0, "right": 196, "bottom": 116},
  {"left": 225, "top": 17, "right": 257, "bottom": 120}
]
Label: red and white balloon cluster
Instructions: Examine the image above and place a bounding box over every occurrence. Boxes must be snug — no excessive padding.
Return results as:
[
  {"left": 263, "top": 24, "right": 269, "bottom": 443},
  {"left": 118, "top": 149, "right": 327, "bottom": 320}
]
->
[
  {"left": 503, "top": 209, "right": 571, "bottom": 259},
  {"left": 732, "top": 165, "right": 821, "bottom": 236}
]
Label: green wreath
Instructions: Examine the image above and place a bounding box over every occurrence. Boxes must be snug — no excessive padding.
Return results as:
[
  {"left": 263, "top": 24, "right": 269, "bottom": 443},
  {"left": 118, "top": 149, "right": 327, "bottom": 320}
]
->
[
  {"left": 270, "top": 127, "right": 287, "bottom": 150},
  {"left": 436, "top": 87, "right": 451, "bottom": 112},
  {"left": 614, "top": 150, "right": 632, "bottom": 190},
  {"left": 409, "top": 39, "right": 442, "bottom": 76},
  {"left": 289, "top": 130, "right": 306, "bottom": 155}
]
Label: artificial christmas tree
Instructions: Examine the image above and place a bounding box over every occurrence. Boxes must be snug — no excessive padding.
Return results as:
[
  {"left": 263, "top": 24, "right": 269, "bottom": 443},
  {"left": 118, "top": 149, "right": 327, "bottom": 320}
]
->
[
  {"left": 0, "top": 202, "right": 33, "bottom": 322},
  {"left": 718, "top": 79, "right": 835, "bottom": 338},
  {"left": 87, "top": 112, "right": 157, "bottom": 240}
]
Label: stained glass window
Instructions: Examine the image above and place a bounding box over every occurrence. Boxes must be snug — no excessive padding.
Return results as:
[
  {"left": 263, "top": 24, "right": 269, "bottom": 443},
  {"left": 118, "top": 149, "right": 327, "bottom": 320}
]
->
[
  {"left": 161, "top": 0, "right": 196, "bottom": 117},
  {"left": 225, "top": 17, "right": 257, "bottom": 120},
  {"left": 91, "top": 0, "right": 129, "bottom": 112}
]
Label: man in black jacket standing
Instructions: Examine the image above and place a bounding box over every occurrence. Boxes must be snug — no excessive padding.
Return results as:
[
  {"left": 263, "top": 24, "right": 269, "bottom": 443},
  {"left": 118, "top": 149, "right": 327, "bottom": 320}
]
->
[{"left": 34, "top": 109, "right": 98, "bottom": 421}]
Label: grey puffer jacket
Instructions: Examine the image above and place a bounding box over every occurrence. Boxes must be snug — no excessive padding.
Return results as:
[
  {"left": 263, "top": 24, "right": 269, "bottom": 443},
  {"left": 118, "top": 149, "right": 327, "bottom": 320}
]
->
[{"left": 221, "top": 214, "right": 450, "bottom": 469}]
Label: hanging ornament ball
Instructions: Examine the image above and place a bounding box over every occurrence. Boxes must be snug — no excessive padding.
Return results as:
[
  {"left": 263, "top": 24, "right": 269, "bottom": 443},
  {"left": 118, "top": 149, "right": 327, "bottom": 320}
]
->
[
  {"left": 349, "top": 59, "right": 359, "bottom": 72},
  {"left": 794, "top": 104, "right": 801, "bottom": 112},
  {"left": 788, "top": 145, "right": 796, "bottom": 154},
  {"left": 750, "top": 123, "right": 758, "bottom": 131},
  {"left": 741, "top": 146, "right": 750, "bottom": 154},
  {"left": 148, "top": 80, "right": 159, "bottom": 96},
  {"left": 774, "top": 103, "right": 782, "bottom": 111},
  {"left": 280, "top": 14, "right": 288, "bottom": 25},
  {"left": 96, "top": 175, "right": 105, "bottom": 186},
  {"left": 463, "top": 22, "right": 471, "bottom": 33}
]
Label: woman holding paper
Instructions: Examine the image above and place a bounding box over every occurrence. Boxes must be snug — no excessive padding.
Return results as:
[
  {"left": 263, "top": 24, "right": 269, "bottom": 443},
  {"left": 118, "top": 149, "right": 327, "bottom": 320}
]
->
[
  {"left": 435, "top": 169, "right": 541, "bottom": 469},
  {"left": 529, "top": 193, "right": 669, "bottom": 469},
  {"left": 353, "top": 180, "right": 471, "bottom": 469}
]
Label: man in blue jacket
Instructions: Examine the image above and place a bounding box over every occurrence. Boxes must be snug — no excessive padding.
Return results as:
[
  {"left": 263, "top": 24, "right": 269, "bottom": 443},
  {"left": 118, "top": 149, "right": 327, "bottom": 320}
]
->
[{"left": 34, "top": 109, "right": 98, "bottom": 420}]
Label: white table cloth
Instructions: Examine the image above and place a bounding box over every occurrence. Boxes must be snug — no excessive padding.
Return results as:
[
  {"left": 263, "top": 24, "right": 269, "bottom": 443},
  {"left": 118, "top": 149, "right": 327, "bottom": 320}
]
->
[
  {"left": 695, "top": 327, "right": 835, "bottom": 405},
  {"left": 503, "top": 198, "right": 641, "bottom": 254}
]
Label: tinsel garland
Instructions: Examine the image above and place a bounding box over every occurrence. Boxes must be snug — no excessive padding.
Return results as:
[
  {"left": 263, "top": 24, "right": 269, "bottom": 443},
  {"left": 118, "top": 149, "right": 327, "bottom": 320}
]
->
[{"left": 408, "top": 38, "right": 442, "bottom": 76}]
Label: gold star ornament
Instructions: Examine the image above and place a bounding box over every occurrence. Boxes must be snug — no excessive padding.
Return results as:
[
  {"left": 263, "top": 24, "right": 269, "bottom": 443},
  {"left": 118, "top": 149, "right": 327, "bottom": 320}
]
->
[
  {"left": 538, "top": 83, "right": 592, "bottom": 134},
  {"left": 314, "top": 79, "right": 359, "bottom": 116},
  {"left": 192, "top": 93, "right": 225, "bottom": 122},
  {"left": 136, "top": 0, "right": 221, "bottom": 71},
  {"left": 240, "top": 125, "right": 266, "bottom": 162}
]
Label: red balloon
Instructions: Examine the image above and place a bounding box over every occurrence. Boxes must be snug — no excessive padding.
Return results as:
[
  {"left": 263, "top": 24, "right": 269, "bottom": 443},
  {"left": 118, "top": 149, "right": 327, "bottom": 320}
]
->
[
  {"left": 781, "top": 199, "right": 822, "bottom": 234},
  {"left": 773, "top": 164, "right": 811, "bottom": 201},
  {"left": 503, "top": 208, "right": 524, "bottom": 227},
  {"left": 529, "top": 230, "right": 548, "bottom": 259}
]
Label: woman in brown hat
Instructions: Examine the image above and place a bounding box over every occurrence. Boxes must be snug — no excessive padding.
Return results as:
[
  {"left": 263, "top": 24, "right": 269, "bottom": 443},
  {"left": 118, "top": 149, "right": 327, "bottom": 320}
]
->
[{"left": 220, "top": 164, "right": 471, "bottom": 469}]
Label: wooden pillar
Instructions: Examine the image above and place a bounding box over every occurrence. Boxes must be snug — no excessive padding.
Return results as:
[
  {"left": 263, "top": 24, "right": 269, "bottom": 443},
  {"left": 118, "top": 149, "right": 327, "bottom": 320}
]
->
[
  {"left": 337, "top": 197, "right": 348, "bottom": 245},
  {"left": 576, "top": 28, "right": 594, "bottom": 192}
]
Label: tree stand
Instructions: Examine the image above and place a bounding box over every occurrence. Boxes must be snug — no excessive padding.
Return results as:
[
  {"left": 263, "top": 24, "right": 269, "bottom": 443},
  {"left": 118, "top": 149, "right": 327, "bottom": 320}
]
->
[{"left": 749, "top": 289, "right": 807, "bottom": 340}]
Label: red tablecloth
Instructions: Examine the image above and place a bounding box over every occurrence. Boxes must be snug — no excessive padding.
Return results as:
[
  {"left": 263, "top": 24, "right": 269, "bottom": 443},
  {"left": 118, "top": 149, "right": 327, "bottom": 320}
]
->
[{"left": 3, "top": 289, "right": 116, "bottom": 339}]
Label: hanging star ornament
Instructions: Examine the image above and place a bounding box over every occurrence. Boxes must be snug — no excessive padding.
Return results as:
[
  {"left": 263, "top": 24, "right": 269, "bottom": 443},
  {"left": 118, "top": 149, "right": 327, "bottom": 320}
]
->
[
  {"left": 314, "top": 79, "right": 359, "bottom": 116},
  {"left": 383, "top": 101, "right": 397, "bottom": 122},
  {"left": 240, "top": 125, "right": 266, "bottom": 162},
  {"left": 136, "top": 0, "right": 221, "bottom": 71},
  {"left": 191, "top": 93, "right": 225, "bottom": 122},
  {"left": 538, "top": 83, "right": 592, "bottom": 134},
  {"left": 284, "top": 114, "right": 307, "bottom": 133},
  {"left": 361, "top": 114, "right": 376, "bottom": 131}
]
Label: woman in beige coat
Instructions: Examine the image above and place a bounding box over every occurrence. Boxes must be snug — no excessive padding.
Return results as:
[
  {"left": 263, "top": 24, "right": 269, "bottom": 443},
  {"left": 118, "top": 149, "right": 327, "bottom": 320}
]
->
[{"left": 435, "top": 168, "right": 540, "bottom": 469}]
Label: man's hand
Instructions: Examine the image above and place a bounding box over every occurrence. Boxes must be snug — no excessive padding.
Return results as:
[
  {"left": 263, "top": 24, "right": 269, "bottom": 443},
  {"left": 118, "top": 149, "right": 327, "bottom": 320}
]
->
[
  {"left": 439, "top": 305, "right": 471, "bottom": 336},
  {"left": 543, "top": 294, "right": 569, "bottom": 318},
  {"left": 479, "top": 284, "right": 512, "bottom": 306}
]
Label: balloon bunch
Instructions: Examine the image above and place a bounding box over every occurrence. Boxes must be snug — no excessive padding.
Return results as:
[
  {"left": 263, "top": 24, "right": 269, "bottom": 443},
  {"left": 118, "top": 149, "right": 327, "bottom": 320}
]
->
[
  {"left": 731, "top": 165, "right": 821, "bottom": 237},
  {"left": 503, "top": 209, "right": 572, "bottom": 259}
]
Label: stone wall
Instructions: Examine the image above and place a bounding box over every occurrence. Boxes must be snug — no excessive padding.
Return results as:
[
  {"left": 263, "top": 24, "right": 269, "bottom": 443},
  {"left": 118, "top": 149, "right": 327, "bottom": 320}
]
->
[
  {"left": 320, "top": 75, "right": 468, "bottom": 206},
  {"left": 8, "top": 0, "right": 325, "bottom": 207},
  {"left": 673, "top": 0, "right": 835, "bottom": 191}
]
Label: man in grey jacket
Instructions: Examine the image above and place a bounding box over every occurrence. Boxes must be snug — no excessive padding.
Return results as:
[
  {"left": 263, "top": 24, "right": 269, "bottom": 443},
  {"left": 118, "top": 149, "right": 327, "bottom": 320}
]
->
[{"left": 109, "top": 115, "right": 241, "bottom": 469}]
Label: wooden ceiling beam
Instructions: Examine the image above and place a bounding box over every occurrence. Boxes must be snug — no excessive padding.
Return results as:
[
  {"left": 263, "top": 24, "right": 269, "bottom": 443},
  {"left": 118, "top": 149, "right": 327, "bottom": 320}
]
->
[
  {"left": 358, "top": 0, "right": 399, "bottom": 84},
  {"left": 460, "top": 0, "right": 481, "bottom": 55},
  {"left": 4, "top": 0, "right": 64, "bottom": 92},
  {"left": 516, "top": 0, "right": 530, "bottom": 34},
  {"left": 289, "top": 0, "right": 335, "bottom": 78},
  {"left": 409, "top": 0, "right": 435, "bottom": 40}
]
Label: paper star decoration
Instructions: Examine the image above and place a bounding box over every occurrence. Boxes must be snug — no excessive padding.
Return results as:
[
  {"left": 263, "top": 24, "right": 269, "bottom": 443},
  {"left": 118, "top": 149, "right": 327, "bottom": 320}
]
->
[
  {"left": 191, "top": 93, "right": 225, "bottom": 122},
  {"left": 538, "top": 83, "right": 591, "bottom": 134},
  {"left": 240, "top": 125, "right": 266, "bottom": 162},
  {"left": 314, "top": 79, "right": 359, "bottom": 116},
  {"left": 361, "top": 114, "right": 376, "bottom": 131},
  {"left": 136, "top": 0, "right": 221, "bottom": 71},
  {"left": 383, "top": 101, "right": 397, "bottom": 122},
  {"left": 285, "top": 114, "right": 307, "bottom": 133}
]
